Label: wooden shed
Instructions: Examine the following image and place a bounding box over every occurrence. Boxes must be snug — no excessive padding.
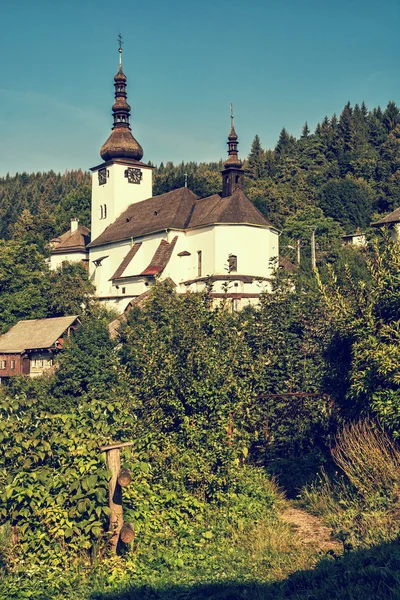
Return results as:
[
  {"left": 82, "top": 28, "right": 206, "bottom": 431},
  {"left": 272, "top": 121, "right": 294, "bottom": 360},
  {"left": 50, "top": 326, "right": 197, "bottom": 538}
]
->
[{"left": 0, "top": 315, "right": 79, "bottom": 379}]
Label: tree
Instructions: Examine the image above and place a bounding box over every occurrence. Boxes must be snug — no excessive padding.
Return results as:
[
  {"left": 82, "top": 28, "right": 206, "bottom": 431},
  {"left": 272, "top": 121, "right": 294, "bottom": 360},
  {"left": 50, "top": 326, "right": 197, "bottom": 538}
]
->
[
  {"left": 318, "top": 178, "right": 373, "bottom": 232},
  {"left": 47, "top": 261, "right": 96, "bottom": 317},
  {"left": 247, "top": 135, "right": 266, "bottom": 179},
  {"left": 301, "top": 122, "right": 310, "bottom": 138},
  {"left": 0, "top": 240, "right": 50, "bottom": 333},
  {"left": 318, "top": 234, "right": 400, "bottom": 435}
]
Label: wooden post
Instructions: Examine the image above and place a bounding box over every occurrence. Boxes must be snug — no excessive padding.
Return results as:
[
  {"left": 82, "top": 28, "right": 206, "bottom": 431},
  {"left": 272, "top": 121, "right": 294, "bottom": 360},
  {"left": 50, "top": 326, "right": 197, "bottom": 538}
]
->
[{"left": 99, "top": 441, "right": 134, "bottom": 553}]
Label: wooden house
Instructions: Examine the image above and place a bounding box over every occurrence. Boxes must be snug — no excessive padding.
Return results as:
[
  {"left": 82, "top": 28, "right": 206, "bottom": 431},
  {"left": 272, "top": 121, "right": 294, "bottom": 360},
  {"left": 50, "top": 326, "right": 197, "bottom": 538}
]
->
[{"left": 0, "top": 316, "right": 79, "bottom": 379}]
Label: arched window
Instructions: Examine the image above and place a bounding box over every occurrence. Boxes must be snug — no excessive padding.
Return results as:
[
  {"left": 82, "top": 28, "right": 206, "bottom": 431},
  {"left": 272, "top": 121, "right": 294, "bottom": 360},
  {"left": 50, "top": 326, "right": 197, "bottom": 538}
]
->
[
  {"left": 100, "top": 205, "right": 103, "bottom": 219},
  {"left": 235, "top": 175, "right": 239, "bottom": 184},
  {"left": 197, "top": 250, "right": 202, "bottom": 277},
  {"left": 228, "top": 254, "right": 237, "bottom": 272},
  {"left": 103, "top": 204, "right": 107, "bottom": 219}
]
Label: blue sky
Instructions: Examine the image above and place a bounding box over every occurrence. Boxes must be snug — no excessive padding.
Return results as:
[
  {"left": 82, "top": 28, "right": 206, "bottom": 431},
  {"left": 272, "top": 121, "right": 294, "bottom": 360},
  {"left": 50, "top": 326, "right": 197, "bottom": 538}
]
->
[{"left": 0, "top": 0, "right": 399, "bottom": 175}]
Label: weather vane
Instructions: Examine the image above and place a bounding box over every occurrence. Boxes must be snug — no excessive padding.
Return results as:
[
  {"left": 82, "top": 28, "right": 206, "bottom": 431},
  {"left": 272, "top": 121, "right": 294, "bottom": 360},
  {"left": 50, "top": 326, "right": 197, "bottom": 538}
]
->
[
  {"left": 117, "top": 33, "right": 123, "bottom": 65},
  {"left": 230, "top": 103, "right": 234, "bottom": 128}
]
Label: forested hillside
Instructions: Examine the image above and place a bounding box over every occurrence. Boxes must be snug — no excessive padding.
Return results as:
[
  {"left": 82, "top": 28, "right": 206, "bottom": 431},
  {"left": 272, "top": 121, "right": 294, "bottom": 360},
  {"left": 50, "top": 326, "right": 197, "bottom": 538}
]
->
[{"left": 1, "top": 100, "right": 399, "bottom": 247}]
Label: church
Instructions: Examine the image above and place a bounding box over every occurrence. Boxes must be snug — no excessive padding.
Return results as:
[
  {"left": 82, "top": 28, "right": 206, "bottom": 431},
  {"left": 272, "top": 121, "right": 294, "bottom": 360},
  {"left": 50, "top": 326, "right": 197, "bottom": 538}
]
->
[{"left": 50, "top": 46, "right": 280, "bottom": 312}]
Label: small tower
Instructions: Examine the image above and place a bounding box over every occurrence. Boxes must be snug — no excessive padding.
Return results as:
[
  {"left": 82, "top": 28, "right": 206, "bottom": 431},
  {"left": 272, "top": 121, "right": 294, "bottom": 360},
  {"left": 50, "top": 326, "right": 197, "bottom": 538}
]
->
[
  {"left": 90, "top": 36, "right": 153, "bottom": 243},
  {"left": 221, "top": 105, "right": 245, "bottom": 197}
]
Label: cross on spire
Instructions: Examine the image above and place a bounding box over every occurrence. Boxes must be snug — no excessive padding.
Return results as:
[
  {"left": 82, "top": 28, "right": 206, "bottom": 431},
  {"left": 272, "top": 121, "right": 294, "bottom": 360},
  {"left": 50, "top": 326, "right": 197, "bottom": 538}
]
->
[
  {"left": 117, "top": 33, "right": 123, "bottom": 65},
  {"left": 230, "top": 103, "right": 234, "bottom": 128}
]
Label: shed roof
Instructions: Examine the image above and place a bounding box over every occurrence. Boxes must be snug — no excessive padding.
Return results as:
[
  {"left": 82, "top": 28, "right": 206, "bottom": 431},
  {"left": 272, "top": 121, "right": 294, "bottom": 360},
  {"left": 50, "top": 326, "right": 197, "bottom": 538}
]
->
[
  {"left": 371, "top": 207, "right": 400, "bottom": 226},
  {"left": 0, "top": 316, "right": 78, "bottom": 352}
]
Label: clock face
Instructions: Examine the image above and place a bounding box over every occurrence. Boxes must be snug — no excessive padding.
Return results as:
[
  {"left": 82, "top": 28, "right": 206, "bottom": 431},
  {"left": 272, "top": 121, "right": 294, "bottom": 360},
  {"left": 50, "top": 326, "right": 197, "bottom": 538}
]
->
[
  {"left": 126, "top": 167, "right": 142, "bottom": 184},
  {"left": 98, "top": 168, "right": 107, "bottom": 186}
]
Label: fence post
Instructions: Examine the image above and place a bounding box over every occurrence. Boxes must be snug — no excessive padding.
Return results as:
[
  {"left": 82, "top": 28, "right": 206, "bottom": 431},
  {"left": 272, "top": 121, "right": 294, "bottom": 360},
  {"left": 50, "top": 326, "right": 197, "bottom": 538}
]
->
[{"left": 99, "top": 441, "right": 134, "bottom": 553}]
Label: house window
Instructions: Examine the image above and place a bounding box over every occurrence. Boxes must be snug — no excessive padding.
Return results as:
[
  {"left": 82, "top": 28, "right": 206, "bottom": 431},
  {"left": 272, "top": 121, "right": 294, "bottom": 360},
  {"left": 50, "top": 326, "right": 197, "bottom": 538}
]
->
[
  {"left": 228, "top": 254, "right": 237, "bottom": 272},
  {"left": 11, "top": 360, "right": 15, "bottom": 369},
  {"left": 0, "top": 360, "right": 6, "bottom": 370},
  {"left": 32, "top": 359, "right": 37, "bottom": 368},
  {"left": 197, "top": 251, "right": 202, "bottom": 277}
]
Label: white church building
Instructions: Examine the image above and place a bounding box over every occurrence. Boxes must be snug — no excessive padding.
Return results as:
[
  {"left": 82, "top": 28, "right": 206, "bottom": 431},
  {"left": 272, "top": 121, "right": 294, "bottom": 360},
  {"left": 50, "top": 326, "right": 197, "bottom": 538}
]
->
[{"left": 50, "top": 47, "right": 280, "bottom": 312}]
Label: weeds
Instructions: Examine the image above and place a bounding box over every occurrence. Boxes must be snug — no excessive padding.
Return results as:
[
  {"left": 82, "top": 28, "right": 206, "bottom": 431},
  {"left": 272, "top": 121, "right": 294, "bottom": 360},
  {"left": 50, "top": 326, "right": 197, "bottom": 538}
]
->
[{"left": 300, "top": 419, "right": 400, "bottom": 547}]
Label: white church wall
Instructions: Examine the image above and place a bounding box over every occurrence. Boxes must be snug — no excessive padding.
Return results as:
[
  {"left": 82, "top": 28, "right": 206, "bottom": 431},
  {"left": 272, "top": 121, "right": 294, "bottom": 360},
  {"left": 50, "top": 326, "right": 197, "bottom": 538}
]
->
[
  {"left": 50, "top": 251, "right": 88, "bottom": 270},
  {"left": 91, "top": 162, "right": 153, "bottom": 242},
  {"left": 214, "top": 225, "right": 278, "bottom": 277}
]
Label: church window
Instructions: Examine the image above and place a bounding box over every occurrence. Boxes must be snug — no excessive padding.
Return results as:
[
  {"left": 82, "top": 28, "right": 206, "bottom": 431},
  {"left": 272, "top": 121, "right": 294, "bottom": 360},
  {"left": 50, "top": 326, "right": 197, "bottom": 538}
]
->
[
  {"left": 103, "top": 204, "right": 107, "bottom": 218},
  {"left": 122, "top": 287, "right": 126, "bottom": 294},
  {"left": 197, "top": 251, "right": 202, "bottom": 277},
  {"left": 0, "top": 360, "right": 6, "bottom": 369},
  {"left": 98, "top": 168, "right": 107, "bottom": 186},
  {"left": 235, "top": 175, "right": 239, "bottom": 184},
  {"left": 100, "top": 205, "right": 103, "bottom": 219},
  {"left": 228, "top": 254, "right": 237, "bottom": 272}
]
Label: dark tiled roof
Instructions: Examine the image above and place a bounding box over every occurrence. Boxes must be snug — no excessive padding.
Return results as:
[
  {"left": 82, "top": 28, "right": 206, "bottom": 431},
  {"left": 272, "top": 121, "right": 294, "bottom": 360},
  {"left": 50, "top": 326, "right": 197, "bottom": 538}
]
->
[
  {"left": 141, "top": 236, "right": 178, "bottom": 276},
  {"left": 279, "top": 257, "right": 297, "bottom": 273},
  {"left": 90, "top": 187, "right": 275, "bottom": 248},
  {"left": 110, "top": 242, "right": 142, "bottom": 280},
  {"left": 189, "top": 188, "right": 274, "bottom": 229},
  {"left": 51, "top": 225, "right": 91, "bottom": 253},
  {"left": 371, "top": 207, "right": 400, "bottom": 226},
  {"left": 89, "top": 187, "right": 198, "bottom": 248}
]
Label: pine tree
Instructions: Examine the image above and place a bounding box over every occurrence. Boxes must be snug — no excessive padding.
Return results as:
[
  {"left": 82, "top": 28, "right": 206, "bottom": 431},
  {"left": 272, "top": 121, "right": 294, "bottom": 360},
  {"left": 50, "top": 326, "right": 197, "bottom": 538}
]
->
[
  {"left": 383, "top": 101, "right": 400, "bottom": 133},
  {"left": 247, "top": 135, "right": 266, "bottom": 180},
  {"left": 275, "top": 128, "right": 296, "bottom": 156},
  {"left": 301, "top": 122, "right": 310, "bottom": 138}
]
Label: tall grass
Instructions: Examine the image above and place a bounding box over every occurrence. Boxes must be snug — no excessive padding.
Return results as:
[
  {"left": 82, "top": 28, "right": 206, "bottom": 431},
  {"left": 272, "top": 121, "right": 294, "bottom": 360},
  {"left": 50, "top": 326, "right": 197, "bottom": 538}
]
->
[{"left": 300, "top": 419, "right": 400, "bottom": 547}]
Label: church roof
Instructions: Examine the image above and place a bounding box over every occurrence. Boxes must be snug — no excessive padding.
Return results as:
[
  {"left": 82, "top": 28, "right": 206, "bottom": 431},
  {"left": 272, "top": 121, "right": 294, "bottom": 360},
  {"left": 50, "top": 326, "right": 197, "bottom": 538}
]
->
[
  {"left": 89, "top": 187, "right": 275, "bottom": 248},
  {"left": 109, "top": 242, "right": 142, "bottom": 280},
  {"left": 141, "top": 236, "right": 178, "bottom": 276},
  {"left": 189, "top": 188, "right": 274, "bottom": 229},
  {"left": 371, "top": 207, "right": 400, "bottom": 226},
  {"left": 0, "top": 316, "right": 79, "bottom": 353},
  {"left": 51, "top": 225, "right": 91, "bottom": 253}
]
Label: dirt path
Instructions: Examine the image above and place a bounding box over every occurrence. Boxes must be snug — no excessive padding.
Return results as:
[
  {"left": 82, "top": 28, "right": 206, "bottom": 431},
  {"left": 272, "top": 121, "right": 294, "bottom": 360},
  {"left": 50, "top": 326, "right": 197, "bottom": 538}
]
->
[{"left": 281, "top": 506, "right": 342, "bottom": 553}]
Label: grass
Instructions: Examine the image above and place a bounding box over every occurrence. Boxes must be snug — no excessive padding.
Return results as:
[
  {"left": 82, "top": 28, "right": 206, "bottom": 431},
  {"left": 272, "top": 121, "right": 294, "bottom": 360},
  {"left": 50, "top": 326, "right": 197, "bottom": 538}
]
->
[
  {"left": 299, "top": 419, "right": 400, "bottom": 548},
  {"left": 2, "top": 421, "right": 400, "bottom": 599}
]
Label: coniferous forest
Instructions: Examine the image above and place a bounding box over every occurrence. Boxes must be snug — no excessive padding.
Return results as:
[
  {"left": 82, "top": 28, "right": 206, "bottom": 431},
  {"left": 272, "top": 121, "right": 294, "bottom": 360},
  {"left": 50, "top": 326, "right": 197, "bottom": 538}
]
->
[{"left": 0, "top": 101, "right": 400, "bottom": 599}]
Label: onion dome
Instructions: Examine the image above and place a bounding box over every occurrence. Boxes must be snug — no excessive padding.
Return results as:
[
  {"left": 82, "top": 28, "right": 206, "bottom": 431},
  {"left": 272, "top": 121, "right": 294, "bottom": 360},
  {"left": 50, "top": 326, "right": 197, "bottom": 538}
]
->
[
  {"left": 100, "top": 48, "right": 143, "bottom": 162},
  {"left": 221, "top": 105, "right": 245, "bottom": 197},
  {"left": 224, "top": 118, "right": 242, "bottom": 169}
]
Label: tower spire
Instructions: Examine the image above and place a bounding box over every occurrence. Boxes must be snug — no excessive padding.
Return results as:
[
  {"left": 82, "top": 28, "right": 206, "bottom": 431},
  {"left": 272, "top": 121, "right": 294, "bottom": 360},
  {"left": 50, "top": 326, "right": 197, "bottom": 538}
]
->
[
  {"left": 221, "top": 106, "right": 244, "bottom": 197},
  {"left": 117, "top": 33, "right": 123, "bottom": 67},
  {"left": 100, "top": 38, "right": 143, "bottom": 162}
]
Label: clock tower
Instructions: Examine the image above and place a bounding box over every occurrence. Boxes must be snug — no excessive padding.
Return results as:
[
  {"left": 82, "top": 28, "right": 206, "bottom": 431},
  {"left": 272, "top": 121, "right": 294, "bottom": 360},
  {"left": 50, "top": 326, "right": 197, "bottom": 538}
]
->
[{"left": 90, "top": 41, "right": 153, "bottom": 242}]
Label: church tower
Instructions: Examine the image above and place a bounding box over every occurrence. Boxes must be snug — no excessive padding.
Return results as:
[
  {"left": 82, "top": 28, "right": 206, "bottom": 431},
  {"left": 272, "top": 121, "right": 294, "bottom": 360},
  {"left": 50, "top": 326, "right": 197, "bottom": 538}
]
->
[
  {"left": 221, "top": 106, "right": 245, "bottom": 197},
  {"left": 90, "top": 38, "right": 153, "bottom": 242}
]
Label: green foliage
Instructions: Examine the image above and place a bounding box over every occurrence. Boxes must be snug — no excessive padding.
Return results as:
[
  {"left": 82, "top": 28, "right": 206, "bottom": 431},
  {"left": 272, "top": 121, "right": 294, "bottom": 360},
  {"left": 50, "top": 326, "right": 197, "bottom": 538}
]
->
[
  {"left": 0, "top": 169, "right": 90, "bottom": 240},
  {"left": 0, "top": 240, "right": 50, "bottom": 333},
  {"left": 49, "top": 311, "right": 123, "bottom": 408},
  {"left": 317, "top": 234, "right": 400, "bottom": 432},
  {"left": 0, "top": 393, "right": 136, "bottom": 562},
  {"left": 318, "top": 178, "right": 373, "bottom": 232},
  {"left": 47, "top": 261, "right": 95, "bottom": 317}
]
